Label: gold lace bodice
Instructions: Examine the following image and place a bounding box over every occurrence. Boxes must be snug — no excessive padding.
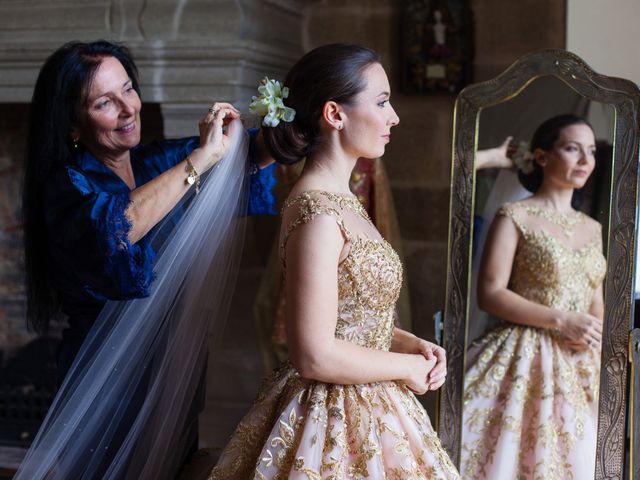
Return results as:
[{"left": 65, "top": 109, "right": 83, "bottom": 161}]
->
[
  {"left": 281, "top": 190, "right": 403, "bottom": 351},
  {"left": 500, "top": 203, "right": 606, "bottom": 313}
]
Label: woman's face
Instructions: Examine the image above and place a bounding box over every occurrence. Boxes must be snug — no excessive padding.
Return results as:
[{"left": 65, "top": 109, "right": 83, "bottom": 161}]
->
[
  {"left": 538, "top": 123, "right": 596, "bottom": 190},
  {"left": 72, "top": 56, "right": 142, "bottom": 161},
  {"left": 341, "top": 63, "right": 400, "bottom": 159}
]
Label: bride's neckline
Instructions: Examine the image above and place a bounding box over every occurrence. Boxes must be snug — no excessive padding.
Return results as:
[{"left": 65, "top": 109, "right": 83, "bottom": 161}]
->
[
  {"left": 516, "top": 201, "right": 578, "bottom": 215},
  {"left": 294, "top": 188, "right": 358, "bottom": 200},
  {"left": 514, "top": 201, "right": 586, "bottom": 237}
]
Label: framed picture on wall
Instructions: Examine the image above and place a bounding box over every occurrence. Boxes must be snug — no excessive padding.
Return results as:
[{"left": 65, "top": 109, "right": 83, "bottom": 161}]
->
[{"left": 401, "top": 0, "right": 472, "bottom": 93}]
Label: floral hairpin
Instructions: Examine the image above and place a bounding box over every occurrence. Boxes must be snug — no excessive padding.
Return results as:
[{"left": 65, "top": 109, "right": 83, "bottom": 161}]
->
[
  {"left": 512, "top": 141, "right": 536, "bottom": 174},
  {"left": 249, "top": 77, "right": 296, "bottom": 127}
]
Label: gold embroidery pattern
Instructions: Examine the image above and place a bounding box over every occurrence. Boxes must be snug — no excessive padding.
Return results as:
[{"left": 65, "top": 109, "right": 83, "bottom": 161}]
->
[
  {"left": 500, "top": 203, "right": 606, "bottom": 313},
  {"left": 210, "top": 191, "right": 459, "bottom": 479},
  {"left": 461, "top": 202, "right": 605, "bottom": 479},
  {"left": 517, "top": 204, "right": 586, "bottom": 237}
]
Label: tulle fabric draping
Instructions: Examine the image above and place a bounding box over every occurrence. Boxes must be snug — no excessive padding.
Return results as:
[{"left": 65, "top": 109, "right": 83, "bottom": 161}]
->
[{"left": 15, "top": 119, "right": 249, "bottom": 480}]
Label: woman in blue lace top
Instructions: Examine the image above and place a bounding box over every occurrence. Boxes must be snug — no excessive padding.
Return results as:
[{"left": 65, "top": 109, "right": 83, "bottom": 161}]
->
[{"left": 22, "top": 40, "right": 276, "bottom": 382}]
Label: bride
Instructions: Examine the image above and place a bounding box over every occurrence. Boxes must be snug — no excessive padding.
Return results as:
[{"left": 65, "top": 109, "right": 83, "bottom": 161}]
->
[
  {"left": 210, "top": 43, "right": 459, "bottom": 479},
  {"left": 461, "top": 114, "right": 605, "bottom": 479}
]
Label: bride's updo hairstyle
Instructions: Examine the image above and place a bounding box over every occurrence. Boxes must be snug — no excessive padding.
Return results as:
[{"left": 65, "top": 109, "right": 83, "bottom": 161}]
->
[
  {"left": 518, "top": 114, "right": 592, "bottom": 193},
  {"left": 262, "top": 43, "right": 381, "bottom": 165}
]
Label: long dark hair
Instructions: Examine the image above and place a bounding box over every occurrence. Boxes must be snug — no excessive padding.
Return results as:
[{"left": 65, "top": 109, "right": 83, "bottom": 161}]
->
[
  {"left": 262, "top": 43, "right": 381, "bottom": 164},
  {"left": 518, "top": 114, "right": 592, "bottom": 198},
  {"left": 23, "top": 40, "right": 141, "bottom": 333}
]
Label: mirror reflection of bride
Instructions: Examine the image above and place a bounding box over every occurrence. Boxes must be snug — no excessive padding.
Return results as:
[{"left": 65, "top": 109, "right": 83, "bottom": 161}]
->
[{"left": 461, "top": 115, "right": 605, "bottom": 479}]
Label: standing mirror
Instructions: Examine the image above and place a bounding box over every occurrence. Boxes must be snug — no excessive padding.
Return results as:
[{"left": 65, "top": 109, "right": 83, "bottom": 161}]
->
[
  {"left": 632, "top": 328, "right": 640, "bottom": 479},
  {"left": 438, "top": 50, "right": 640, "bottom": 479}
]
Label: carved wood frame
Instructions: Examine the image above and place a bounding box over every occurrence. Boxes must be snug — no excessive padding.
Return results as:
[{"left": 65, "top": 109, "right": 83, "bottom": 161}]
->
[
  {"left": 438, "top": 49, "right": 640, "bottom": 480},
  {"left": 630, "top": 328, "right": 640, "bottom": 480}
]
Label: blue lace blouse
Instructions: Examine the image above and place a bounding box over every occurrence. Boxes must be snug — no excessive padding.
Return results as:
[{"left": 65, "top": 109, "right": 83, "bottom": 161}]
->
[{"left": 45, "top": 130, "right": 276, "bottom": 378}]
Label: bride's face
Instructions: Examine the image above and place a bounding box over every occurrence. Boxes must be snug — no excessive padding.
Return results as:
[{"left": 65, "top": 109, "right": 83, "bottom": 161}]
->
[
  {"left": 538, "top": 124, "right": 596, "bottom": 190},
  {"left": 341, "top": 63, "right": 400, "bottom": 159}
]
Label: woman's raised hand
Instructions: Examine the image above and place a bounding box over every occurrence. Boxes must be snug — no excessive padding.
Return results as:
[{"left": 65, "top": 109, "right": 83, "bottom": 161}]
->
[
  {"left": 475, "top": 136, "right": 515, "bottom": 170},
  {"left": 194, "top": 102, "right": 241, "bottom": 172}
]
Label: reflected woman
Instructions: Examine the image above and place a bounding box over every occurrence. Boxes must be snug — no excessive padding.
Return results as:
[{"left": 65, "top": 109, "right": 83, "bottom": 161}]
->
[{"left": 461, "top": 115, "right": 605, "bottom": 479}]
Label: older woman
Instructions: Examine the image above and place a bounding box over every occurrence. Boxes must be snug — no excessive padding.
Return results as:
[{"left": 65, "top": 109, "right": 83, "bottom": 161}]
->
[
  {"left": 20, "top": 40, "right": 275, "bottom": 478},
  {"left": 23, "top": 40, "right": 275, "bottom": 380}
]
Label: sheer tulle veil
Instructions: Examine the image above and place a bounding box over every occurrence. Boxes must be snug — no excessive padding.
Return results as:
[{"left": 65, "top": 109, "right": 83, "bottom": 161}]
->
[{"left": 15, "top": 119, "right": 250, "bottom": 479}]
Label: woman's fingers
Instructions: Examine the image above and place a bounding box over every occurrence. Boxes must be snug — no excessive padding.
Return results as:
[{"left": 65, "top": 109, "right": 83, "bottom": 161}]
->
[
  {"left": 590, "top": 316, "right": 603, "bottom": 335},
  {"left": 205, "top": 102, "right": 240, "bottom": 120},
  {"left": 428, "top": 377, "right": 446, "bottom": 391},
  {"left": 432, "top": 345, "right": 446, "bottom": 363},
  {"left": 210, "top": 107, "right": 237, "bottom": 148},
  {"left": 201, "top": 103, "right": 240, "bottom": 132},
  {"left": 421, "top": 347, "right": 435, "bottom": 360},
  {"left": 209, "top": 102, "right": 240, "bottom": 115},
  {"left": 194, "top": 105, "right": 241, "bottom": 169},
  {"left": 428, "top": 369, "right": 446, "bottom": 385},
  {"left": 200, "top": 107, "right": 237, "bottom": 143},
  {"left": 500, "top": 136, "right": 513, "bottom": 150},
  {"left": 564, "top": 339, "right": 588, "bottom": 352},
  {"left": 428, "top": 368, "right": 446, "bottom": 380}
]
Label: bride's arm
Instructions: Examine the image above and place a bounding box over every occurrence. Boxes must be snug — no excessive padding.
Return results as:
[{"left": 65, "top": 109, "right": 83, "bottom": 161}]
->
[
  {"left": 478, "top": 213, "right": 602, "bottom": 348},
  {"left": 589, "top": 284, "right": 604, "bottom": 321},
  {"left": 284, "top": 214, "right": 434, "bottom": 394}
]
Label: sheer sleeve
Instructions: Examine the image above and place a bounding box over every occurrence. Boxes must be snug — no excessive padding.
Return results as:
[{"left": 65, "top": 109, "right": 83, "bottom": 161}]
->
[
  {"left": 496, "top": 202, "right": 526, "bottom": 234},
  {"left": 45, "top": 168, "right": 156, "bottom": 301},
  {"left": 279, "top": 191, "right": 352, "bottom": 269}
]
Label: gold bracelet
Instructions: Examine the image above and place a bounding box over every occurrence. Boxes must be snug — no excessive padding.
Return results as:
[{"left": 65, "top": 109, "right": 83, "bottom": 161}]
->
[{"left": 185, "top": 156, "right": 201, "bottom": 194}]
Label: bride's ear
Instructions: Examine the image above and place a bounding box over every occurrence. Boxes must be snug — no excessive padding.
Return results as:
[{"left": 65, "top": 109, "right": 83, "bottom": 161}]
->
[
  {"left": 322, "top": 101, "right": 345, "bottom": 131},
  {"left": 533, "top": 148, "right": 547, "bottom": 167}
]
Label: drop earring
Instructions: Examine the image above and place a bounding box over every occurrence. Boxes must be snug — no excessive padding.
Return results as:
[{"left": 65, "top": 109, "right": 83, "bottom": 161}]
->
[{"left": 72, "top": 137, "right": 79, "bottom": 149}]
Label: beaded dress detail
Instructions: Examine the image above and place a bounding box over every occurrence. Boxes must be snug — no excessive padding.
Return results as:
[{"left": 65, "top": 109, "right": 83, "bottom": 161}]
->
[
  {"left": 461, "top": 201, "right": 606, "bottom": 480},
  {"left": 210, "top": 190, "right": 459, "bottom": 479}
]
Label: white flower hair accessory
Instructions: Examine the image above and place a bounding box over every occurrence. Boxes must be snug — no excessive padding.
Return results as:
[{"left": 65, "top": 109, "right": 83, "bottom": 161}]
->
[
  {"left": 513, "top": 141, "right": 536, "bottom": 174},
  {"left": 249, "top": 77, "right": 296, "bottom": 127}
]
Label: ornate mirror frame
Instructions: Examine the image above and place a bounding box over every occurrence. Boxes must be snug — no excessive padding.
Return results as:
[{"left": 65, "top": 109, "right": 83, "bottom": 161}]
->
[
  {"left": 631, "top": 328, "right": 640, "bottom": 479},
  {"left": 438, "top": 49, "right": 640, "bottom": 479}
]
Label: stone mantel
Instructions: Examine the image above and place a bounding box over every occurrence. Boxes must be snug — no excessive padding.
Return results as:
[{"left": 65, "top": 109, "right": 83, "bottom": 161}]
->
[{"left": 0, "top": 0, "right": 308, "bottom": 136}]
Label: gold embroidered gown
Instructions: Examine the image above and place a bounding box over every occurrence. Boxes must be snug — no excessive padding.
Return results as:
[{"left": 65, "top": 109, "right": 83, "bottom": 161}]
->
[
  {"left": 461, "top": 202, "right": 606, "bottom": 480},
  {"left": 210, "top": 191, "right": 459, "bottom": 480}
]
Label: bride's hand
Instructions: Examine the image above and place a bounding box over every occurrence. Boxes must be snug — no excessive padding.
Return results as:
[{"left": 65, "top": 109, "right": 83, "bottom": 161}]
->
[
  {"left": 414, "top": 339, "right": 447, "bottom": 390},
  {"left": 195, "top": 102, "right": 241, "bottom": 172},
  {"left": 403, "top": 354, "right": 437, "bottom": 395},
  {"left": 557, "top": 311, "right": 602, "bottom": 351}
]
